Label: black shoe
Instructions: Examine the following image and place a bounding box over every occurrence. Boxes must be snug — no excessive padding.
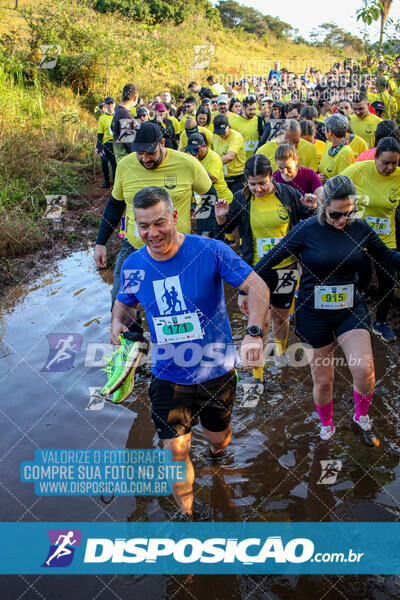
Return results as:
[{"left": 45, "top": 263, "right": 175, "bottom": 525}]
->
[
  {"left": 100, "top": 182, "right": 111, "bottom": 189},
  {"left": 351, "top": 414, "right": 380, "bottom": 447}
]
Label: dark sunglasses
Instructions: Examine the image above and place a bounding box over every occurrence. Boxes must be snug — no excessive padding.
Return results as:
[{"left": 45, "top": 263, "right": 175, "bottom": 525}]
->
[{"left": 327, "top": 208, "right": 357, "bottom": 220}]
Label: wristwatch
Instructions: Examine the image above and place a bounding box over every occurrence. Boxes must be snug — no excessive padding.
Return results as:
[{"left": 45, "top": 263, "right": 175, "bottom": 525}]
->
[{"left": 245, "top": 325, "right": 262, "bottom": 338}]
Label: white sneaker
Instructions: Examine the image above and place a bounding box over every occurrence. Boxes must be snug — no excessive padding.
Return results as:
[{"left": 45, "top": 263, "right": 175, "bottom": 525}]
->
[
  {"left": 320, "top": 425, "right": 335, "bottom": 441},
  {"left": 353, "top": 414, "right": 371, "bottom": 430}
]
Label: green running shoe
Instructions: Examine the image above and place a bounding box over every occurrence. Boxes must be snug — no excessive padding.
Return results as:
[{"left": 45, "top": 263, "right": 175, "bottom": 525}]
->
[
  {"left": 112, "top": 369, "right": 135, "bottom": 403},
  {"left": 100, "top": 334, "right": 147, "bottom": 396}
]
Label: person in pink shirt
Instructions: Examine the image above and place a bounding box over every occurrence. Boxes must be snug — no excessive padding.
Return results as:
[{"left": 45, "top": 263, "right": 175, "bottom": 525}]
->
[
  {"left": 273, "top": 144, "right": 323, "bottom": 199},
  {"left": 356, "top": 120, "right": 400, "bottom": 162}
]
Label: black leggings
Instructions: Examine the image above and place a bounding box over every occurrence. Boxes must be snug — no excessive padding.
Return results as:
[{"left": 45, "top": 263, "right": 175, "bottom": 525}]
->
[
  {"left": 100, "top": 142, "right": 117, "bottom": 184},
  {"left": 358, "top": 253, "right": 397, "bottom": 322}
]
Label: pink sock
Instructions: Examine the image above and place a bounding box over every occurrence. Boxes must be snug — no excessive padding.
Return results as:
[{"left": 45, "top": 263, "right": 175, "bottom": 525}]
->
[
  {"left": 315, "top": 401, "right": 333, "bottom": 427},
  {"left": 354, "top": 390, "right": 373, "bottom": 419}
]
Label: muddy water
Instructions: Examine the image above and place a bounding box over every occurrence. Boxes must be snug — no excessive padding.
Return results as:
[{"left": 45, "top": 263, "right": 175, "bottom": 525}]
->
[{"left": 1, "top": 248, "right": 400, "bottom": 598}]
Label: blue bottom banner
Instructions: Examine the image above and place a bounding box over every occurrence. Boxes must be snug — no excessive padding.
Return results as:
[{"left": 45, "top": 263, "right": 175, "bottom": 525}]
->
[{"left": 1, "top": 522, "right": 399, "bottom": 574}]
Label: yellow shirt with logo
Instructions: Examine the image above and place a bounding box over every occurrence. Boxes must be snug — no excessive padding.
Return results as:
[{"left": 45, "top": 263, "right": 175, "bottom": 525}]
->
[
  {"left": 200, "top": 149, "right": 233, "bottom": 203},
  {"left": 97, "top": 113, "right": 113, "bottom": 144},
  {"left": 112, "top": 150, "right": 212, "bottom": 248},
  {"left": 178, "top": 126, "right": 213, "bottom": 151},
  {"left": 256, "top": 138, "right": 318, "bottom": 172},
  {"left": 212, "top": 129, "right": 246, "bottom": 177},
  {"left": 342, "top": 160, "right": 400, "bottom": 249},
  {"left": 229, "top": 114, "right": 260, "bottom": 159},
  {"left": 349, "top": 113, "right": 382, "bottom": 149},
  {"left": 319, "top": 144, "right": 355, "bottom": 179},
  {"left": 250, "top": 193, "right": 294, "bottom": 268},
  {"left": 349, "top": 134, "right": 368, "bottom": 159}
]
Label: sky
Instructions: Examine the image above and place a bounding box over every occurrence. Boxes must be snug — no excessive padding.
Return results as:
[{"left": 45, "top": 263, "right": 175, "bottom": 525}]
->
[{"left": 212, "top": 0, "right": 400, "bottom": 43}]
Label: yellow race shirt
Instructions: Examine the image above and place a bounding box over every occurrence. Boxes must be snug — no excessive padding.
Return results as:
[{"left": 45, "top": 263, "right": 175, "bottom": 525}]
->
[
  {"left": 200, "top": 149, "right": 233, "bottom": 203},
  {"left": 394, "top": 88, "right": 400, "bottom": 111},
  {"left": 349, "top": 113, "right": 382, "bottom": 149},
  {"left": 170, "top": 116, "right": 180, "bottom": 136},
  {"left": 178, "top": 126, "right": 213, "bottom": 151},
  {"left": 349, "top": 134, "right": 368, "bottom": 159},
  {"left": 229, "top": 114, "right": 260, "bottom": 159},
  {"left": 256, "top": 140, "right": 279, "bottom": 171},
  {"left": 256, "top": 138, "right": 318, "bottom": 172},
  {"left": 97, "top": 113, "right": 113, "bottom": 144},
  {"left": 112, "top": 150, "right": 212, "bottom": 248},
  {"left": 212, "top": 129, "right": 246, "bottom": 177},
  {"left": 250, "top": 193, "right": 294, "bottom": 268},
  {"left": 342, "top": 160, "right": 400, "bottom": 249},
  {"left": 319, "top": 144, "right": 355, "bottom": 179},
  {"left": 313, "top": 138, "right": 326, "bottom": 164}
]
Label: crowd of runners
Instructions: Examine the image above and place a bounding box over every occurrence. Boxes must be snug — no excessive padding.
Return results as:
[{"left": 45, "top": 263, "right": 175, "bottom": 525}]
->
[{"left": 93, "top": 56, "right": 400, "bottom": 516}]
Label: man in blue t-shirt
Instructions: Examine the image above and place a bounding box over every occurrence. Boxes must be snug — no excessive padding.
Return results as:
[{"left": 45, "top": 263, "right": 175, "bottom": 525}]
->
[{"left": 112, "top": 186, "right": 269, "bottom": 516}]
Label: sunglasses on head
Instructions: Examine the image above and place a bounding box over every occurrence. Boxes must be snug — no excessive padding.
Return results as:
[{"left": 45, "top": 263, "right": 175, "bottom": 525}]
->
[{"left": 327, "top": 208, "right": 357, "bottom": 220}]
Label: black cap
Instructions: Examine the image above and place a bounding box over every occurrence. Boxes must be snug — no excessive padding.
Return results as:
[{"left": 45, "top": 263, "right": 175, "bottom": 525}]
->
[
  {"left": 185, "top": 133, "right": 206, "bottom": 154},
  {"left": 132, "top": 122, "right": 163, "bottom": 152},
  {"left": 136, "top": 107, "right": 148, "bottom": 117},
  {"left": 99, "top": 102, "right": 105, "bottom": 108},
  {"left": 199, "top": 86, "right": 213, "bottom": 99},
  {"left": 104, "top": 96, "right": 115, "bottom": 104},
  {"left": 371, "top": 100, "right": 385, "bottom": 112},
  {"left": 213, "top": 114, "right": 229, "bottom": 135}
]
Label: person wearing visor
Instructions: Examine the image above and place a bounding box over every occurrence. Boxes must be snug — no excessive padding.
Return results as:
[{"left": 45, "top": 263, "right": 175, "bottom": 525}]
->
[
  {"left": 136, "top": 106, "right": 149, "bottom": 122},
  {"left": 212, "top": 114, "right": 246, "bottom": 194},
  {"left": 254, "top": 175, "right": 400, "bottom": 446},
  {"left": 150, "top": 102, "right": 177, "bottom": 150},
  {"left": 178, "top": 117, "right": 212, "bottom": 151},
  {"left": 185, "top": 132, "right": 233, "bottom": 236},
  {"left": 94, "top": 122, "right": 218, "bottom": 305}
]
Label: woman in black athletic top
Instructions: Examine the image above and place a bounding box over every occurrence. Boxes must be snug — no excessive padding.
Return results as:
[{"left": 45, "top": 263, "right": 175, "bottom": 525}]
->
[{"left": 251, "top": 175, "right": 400, "bottom": 445}]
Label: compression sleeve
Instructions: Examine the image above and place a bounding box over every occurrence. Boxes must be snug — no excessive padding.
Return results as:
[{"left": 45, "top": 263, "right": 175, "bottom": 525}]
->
[
  {"left": 96, "top": 133, "right": 104, "bottom": 152},
  {"left": 96, "top": 195, "right": 126, "bottom": 245}
]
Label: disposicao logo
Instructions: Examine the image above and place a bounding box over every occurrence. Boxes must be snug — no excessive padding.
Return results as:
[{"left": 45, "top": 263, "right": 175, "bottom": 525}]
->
[
  {"left": 83, "top": 536, "right": 314, "bottom": 565},
  {"left": 42, "top": 529, "right": 82, "bottom": 567}
]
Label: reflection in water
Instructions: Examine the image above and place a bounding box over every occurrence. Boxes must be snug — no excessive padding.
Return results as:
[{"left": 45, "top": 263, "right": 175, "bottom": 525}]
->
[{"left": 1, "top": 250, "right": 400, "bottom": 598}]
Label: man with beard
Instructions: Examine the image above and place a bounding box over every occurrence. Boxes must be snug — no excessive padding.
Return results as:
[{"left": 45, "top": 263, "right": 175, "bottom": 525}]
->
[{"left": 94, "top": 123, "right": 217, "bottom": 305}]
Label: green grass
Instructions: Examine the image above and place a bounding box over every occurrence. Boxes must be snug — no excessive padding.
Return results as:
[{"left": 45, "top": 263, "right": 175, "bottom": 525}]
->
[{"left": 0, "top": 0, "right": 350, "bottom": 260}]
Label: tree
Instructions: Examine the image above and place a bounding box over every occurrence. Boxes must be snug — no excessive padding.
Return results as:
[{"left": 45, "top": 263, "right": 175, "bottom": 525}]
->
[
  {"left": 217, "top": 0, "right": 292, "bottom": 39},
  {"left": 310, "top": 23, "right": 363, "bottom": 52},
  {"left": 356, "top": 0, "right": 393, "bottom": 50}
]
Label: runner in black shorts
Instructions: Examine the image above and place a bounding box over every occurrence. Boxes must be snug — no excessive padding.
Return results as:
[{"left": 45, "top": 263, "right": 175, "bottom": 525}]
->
[
  {"left": 253, "top": 175, "right": 400, "bottom": 445},
  {"left": 215, "top": 154, "right": 317, "bottom": 380},
  {"left": 112, "top": 187, "right": 269, "bottom": 516}
]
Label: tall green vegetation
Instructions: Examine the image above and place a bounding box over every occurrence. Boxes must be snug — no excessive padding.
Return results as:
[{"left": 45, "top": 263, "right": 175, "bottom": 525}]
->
[
  {"left": 217, "top": 0, "right": 293, "bottom": 40},
  {"left": 93, "top": 0, "right": 221, "bottom": 25}
]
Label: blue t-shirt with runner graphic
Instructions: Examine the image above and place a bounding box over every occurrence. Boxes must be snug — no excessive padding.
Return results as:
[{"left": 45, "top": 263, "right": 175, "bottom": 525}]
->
[{"left": 117, "top": 234, "right": 252, "bottom": 384}]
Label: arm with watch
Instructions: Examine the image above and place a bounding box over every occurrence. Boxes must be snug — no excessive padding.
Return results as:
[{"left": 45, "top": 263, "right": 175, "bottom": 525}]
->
[
  {"left": 237, "top": 271, "right": 270, "bottom": 369},
  {"left": 238, "top": 222, "right": 303, "bottom": 317}
]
